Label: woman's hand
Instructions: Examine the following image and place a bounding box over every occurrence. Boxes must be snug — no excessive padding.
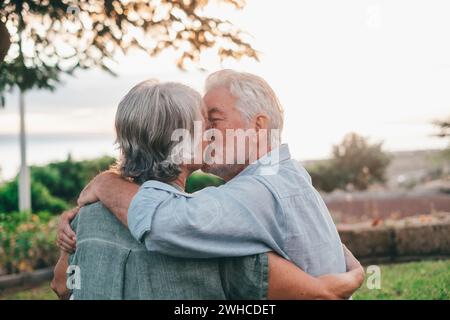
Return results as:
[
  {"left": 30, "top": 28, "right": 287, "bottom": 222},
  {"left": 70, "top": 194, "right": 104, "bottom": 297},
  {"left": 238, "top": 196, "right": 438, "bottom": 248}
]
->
[{"left": 56, "top": 207, "right": 79, "bottom": 253}]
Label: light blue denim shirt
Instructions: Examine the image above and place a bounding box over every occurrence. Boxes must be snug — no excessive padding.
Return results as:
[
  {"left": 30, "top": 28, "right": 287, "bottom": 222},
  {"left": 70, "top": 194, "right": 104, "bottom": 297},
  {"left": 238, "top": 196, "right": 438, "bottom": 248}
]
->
[{"left": 128, "top": 144, "right": 346, "bottom": 276}]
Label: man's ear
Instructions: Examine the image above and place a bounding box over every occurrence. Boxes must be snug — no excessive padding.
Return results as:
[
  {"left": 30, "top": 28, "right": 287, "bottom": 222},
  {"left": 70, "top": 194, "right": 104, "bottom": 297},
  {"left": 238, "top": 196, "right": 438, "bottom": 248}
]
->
[{"left": 255, "top": 114, "right": 270, "bottom": 131}]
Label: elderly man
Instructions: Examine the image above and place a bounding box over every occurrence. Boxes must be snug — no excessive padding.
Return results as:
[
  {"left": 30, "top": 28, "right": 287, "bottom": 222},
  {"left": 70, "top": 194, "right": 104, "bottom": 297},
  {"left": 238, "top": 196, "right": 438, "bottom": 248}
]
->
[{"left": 57, "top": 74, "right": 364, "bottom": 299}]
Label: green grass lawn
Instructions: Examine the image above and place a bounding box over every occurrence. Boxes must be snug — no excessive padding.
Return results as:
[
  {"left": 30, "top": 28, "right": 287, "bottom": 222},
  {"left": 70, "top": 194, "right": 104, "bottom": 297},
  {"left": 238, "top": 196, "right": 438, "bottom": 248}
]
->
[
  {"left": 1, "top": 259, "right": 448, "bottom": 300},
  {"left": 353, "top": 259, "right": 449, "bottom": 300},
  {"left": 1, "top": 284, "right": 57, "bottom": 300}
]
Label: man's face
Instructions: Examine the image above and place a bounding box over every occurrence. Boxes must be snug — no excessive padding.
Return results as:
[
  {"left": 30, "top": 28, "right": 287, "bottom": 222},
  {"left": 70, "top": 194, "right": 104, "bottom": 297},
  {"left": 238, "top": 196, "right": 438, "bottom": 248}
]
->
[{"left": 202, "top": 87, "right": 249, "bottom": 179}]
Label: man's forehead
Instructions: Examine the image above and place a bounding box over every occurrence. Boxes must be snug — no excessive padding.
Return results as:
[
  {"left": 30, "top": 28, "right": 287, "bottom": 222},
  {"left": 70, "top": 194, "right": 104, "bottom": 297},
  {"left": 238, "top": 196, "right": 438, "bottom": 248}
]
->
[{"left": 203, "top": 87, "right": 236, "bottom": 113}]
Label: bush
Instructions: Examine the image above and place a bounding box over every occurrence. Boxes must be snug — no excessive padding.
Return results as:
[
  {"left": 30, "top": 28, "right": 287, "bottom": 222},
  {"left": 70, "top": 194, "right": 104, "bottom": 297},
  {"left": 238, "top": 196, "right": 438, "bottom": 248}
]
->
[
  {"left": 0, "top": 211, "right": 58, "bottom": 275},
  {"left": 307, "top": 160, "right": 345, "bottom": 193},
  {"left": 0, "top": 155, "right": 116, "bottom": 215},
  {"left": 0, "top": 179, "right": 68, "bottom": 214},
  {"left": 31, "top": 155, "right": 116, "bottom": 203}
]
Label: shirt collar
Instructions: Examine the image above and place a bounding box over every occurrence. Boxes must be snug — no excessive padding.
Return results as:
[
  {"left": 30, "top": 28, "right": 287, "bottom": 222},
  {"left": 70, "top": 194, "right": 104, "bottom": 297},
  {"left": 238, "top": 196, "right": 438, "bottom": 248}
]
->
[
  {"left": 236, "top": 143, "right": 291, "bottom": 177},
  {"left": 140, "top": 180, "right": 193, "bottom": 197}
]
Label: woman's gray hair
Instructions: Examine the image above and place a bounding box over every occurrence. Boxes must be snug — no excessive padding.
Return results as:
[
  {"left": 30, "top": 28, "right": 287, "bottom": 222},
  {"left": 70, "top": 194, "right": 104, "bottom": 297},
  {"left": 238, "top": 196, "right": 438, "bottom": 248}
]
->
[{"left": 114, "top": 80, "right": 202, "bottom": 184}]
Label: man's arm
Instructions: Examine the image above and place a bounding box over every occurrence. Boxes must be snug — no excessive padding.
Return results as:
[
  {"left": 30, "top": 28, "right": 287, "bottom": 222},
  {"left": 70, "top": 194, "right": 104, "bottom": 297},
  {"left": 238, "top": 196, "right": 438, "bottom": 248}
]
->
[
  {"left": 268, "top": 252, "right": 364, "bottom": 300},
  {"left": 78, "top": 171, "right": 283, "bottom": 259}
]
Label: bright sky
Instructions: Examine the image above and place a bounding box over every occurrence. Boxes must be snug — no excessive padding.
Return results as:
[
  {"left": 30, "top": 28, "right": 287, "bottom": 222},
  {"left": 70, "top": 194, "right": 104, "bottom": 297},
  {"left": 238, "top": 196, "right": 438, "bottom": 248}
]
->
[{"left": 1, "top": 0, "right": 449, "bottom": 179}]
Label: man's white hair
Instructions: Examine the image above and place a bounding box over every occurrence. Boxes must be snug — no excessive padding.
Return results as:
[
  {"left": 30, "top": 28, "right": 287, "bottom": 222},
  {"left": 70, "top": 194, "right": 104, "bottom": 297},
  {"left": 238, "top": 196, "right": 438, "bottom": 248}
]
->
[{"left": 205, "top": 69, "right": 284, "bottom": 131}]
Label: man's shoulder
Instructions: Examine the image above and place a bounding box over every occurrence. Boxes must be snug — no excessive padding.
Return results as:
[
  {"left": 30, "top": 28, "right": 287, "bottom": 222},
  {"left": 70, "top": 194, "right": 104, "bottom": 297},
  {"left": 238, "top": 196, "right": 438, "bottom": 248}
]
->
[{"left": 251, "top": 159, "right": 316, "bottom": 197}]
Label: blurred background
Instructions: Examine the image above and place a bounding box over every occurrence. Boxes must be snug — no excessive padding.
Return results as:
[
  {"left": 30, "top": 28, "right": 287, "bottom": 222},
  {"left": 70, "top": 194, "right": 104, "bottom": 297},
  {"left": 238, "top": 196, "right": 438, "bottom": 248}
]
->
[{"left": 0, "top": 0, "right": 449, "bottom": 300}]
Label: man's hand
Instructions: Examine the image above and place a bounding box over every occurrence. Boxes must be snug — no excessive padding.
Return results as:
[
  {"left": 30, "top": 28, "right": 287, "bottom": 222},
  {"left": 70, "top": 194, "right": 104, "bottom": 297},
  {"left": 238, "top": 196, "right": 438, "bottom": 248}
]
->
[
  {"left": 77, "top": 173, "right": 104, "bottom": 207},
  {"left": 79, "top": 170, "right": 139, "bottom": 226},
  {"left": 57, "top": 207, "right": 79, "bottom": 253},
  {"left": 318, "top": 267, "right": 365, "bottom": 299},
  {"left": 318, "top": 245, "right": 365, "bottom": 299},
  {"left": 56, "top": 171, "right": 118, "bottom": 253},
  {"left": 267, "top": 250, "right": 364, "bottom": 300}
]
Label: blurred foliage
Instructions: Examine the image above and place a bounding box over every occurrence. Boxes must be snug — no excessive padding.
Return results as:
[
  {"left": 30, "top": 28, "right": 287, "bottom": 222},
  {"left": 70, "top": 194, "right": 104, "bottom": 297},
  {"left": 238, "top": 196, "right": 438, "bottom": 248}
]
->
[
  {"left": 30, "top": 155, "right": 116, "bottom": 203},
  {"left": 0, "top": 178, "right": 68, "bottom": 214},
  {"left": 307, "top": 133, "right": 390, "bottom": 192},
  {"left": 0, "top": 0, "right": 257, "bottom": 105},
  {"left": 433, "top": 117, "right": 450, "bottom": 161},
  {"left": 433, "top": 117, "right": 450, "bottom": 139},
  {"left": 0, "top": 211, "right": 58, "bottom": 275},
  {"left": 0, "top": 155, "right": 116, "bottom": 213},
  {"left": 186, "top": 170, "right": 225, "bottom": 193}
]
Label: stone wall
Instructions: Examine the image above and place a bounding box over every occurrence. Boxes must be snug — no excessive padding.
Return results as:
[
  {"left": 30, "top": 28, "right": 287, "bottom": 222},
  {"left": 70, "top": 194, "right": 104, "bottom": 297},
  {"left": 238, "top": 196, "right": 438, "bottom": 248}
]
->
[{"left": 338, "top": 212, "right": 450, "bottom": 264}]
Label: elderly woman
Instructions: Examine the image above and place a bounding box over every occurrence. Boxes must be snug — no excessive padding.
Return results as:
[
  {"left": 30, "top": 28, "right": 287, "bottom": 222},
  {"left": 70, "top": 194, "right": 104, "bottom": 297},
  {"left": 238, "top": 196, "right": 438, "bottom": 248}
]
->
[{"left": 52, "top": 80, "right": 363, "bottom": 299}]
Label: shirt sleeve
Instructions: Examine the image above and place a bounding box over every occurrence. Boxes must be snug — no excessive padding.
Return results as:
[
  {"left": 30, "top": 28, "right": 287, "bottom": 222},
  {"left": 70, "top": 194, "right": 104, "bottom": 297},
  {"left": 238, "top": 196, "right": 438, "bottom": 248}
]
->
[
  {"left": 219, "top": 253, "right": 269, "bottom": 300},
  {"left": 128, "top": 176, "right": 289, "bottom": 259}
]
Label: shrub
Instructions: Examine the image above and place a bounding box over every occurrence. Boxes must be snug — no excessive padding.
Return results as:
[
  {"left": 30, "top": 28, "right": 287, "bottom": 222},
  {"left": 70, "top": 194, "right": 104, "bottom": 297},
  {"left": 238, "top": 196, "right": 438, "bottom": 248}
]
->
[
  {"left": 307, "top": 160, "right": 345, "bottom": 193},
  {"left": 31, "top": 155, "right": 116, "bottom": 203},
  {"left": 0, "top": 155, "right": 116, "bottom": 215},
  {"left": 0, "top": 211, "right": 58, "bottom": 275},
  {"left": 0, "top": 179, "right": 68, "bottom": 214}
]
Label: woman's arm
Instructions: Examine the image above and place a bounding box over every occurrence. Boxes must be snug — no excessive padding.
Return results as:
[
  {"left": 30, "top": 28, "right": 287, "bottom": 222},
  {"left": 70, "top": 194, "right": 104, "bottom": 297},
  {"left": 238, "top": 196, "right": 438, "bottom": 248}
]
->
[
  {"left": 50, "top": 251, "right": 71, "bottom": 300},
  {"left": 267, "top": 251, "right": 364, "bottom": 300}
]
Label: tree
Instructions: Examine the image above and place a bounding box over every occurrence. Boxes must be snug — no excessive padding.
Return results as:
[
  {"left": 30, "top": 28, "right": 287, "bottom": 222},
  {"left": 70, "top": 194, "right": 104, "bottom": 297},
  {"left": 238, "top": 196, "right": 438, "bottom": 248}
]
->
[
  {"left": 307, "top": 160, "right": 343, "bottom": 193},
  {"left": 0, "top": 19, "right": 10, "bottom": 63},
  {"left": 0, "top": 0, "right": 258, "bottom": 211},
  {"left": 307, "top": 133, "right": 390, "bottom": 192},
  {"left": 331, "top": 133, "right": 390, "bottom": 190},
  {"left": 433, "top": 117, "right": 450, "bottom": 141},
  {"left": 432, "top": 117, "right": 450, "bottom": 163}
]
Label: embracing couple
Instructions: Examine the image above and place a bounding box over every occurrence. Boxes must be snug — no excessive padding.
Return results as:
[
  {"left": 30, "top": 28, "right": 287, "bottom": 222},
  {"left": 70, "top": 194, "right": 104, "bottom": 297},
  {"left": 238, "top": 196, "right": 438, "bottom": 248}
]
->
[{"left": 51, "top": 70, "right": 364, "bottom": 300}]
